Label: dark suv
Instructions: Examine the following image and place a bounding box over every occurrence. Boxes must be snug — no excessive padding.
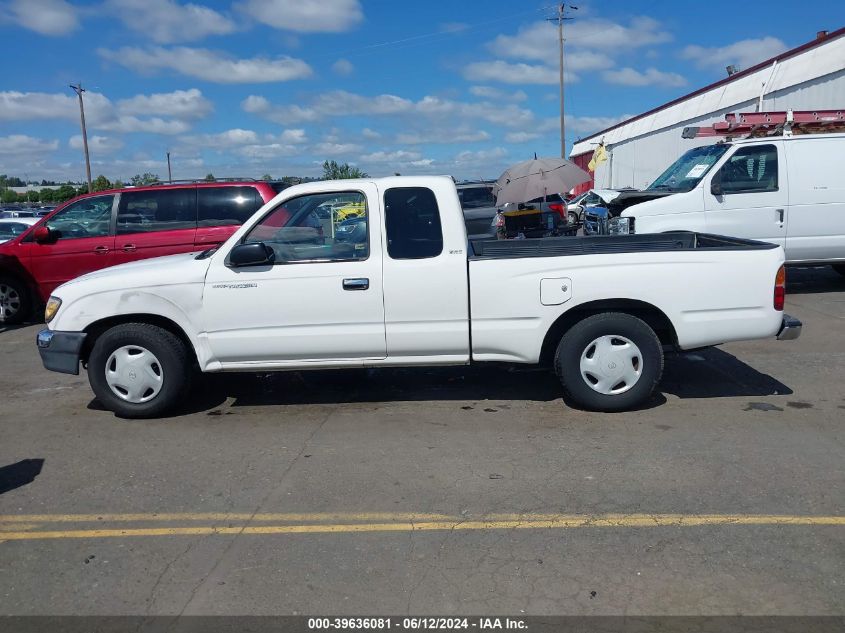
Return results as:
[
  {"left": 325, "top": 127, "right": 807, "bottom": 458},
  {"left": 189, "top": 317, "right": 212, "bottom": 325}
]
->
[{"left": 0, "top": 179, "right": 286, "bottom": 324}]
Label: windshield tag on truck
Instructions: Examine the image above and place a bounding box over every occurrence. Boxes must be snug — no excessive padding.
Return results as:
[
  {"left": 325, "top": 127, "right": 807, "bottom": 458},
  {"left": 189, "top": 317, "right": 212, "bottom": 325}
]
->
[{"left": 686, "top": 164, "right": 709, "bottom": 178}]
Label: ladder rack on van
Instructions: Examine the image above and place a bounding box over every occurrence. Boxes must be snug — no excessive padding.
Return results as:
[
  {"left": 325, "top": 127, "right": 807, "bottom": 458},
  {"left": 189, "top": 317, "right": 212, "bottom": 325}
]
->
[{"left": 682, "top": 109, "right": 845, "bottom": 140}]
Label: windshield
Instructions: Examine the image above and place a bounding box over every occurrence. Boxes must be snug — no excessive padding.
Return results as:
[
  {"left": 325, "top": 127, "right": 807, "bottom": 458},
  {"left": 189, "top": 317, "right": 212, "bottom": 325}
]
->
[{"left": 647, "top": 144, "right": 730, "bottom": 192}]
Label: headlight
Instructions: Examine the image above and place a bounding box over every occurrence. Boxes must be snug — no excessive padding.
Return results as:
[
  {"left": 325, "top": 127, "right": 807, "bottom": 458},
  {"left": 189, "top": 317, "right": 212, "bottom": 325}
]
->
[
  {"left": 608, "top": 216, "right": 635, "bottom": 235},
  {"left": 44, "top": 296, "right": 61, "bottom": 323}
]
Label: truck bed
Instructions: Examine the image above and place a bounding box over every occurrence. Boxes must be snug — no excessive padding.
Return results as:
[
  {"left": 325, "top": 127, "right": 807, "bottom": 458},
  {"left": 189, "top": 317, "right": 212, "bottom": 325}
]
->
[{"left": 469, "top": 232, "right": 778, "bottom": 259}]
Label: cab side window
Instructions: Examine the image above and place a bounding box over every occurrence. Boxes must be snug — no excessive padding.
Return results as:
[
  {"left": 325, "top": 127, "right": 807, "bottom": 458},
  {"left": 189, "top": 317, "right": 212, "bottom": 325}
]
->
[
  {"left": 244, "top": 191, "right": 368, "bottom": 263},
  {"left": 47, "top": 195, "right": 114, "bottom": 240},
  {"left": 384, "top": 187, "right": 443, "bottom": 259},
  {"left": 117, "top": 189, "right": 196, "bottom": 234},
  {"left": 718, "top": 145, "right": 778, "bottom": 194}
]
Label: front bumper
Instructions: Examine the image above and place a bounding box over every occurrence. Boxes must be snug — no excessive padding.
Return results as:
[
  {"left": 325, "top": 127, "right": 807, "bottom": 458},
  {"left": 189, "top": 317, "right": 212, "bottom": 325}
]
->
[
  {"left": 36, "top": 329, "right": 86, "bottom": 375},
  {"left": 777, "top": 314, "right": 802, "bottom": 341}
]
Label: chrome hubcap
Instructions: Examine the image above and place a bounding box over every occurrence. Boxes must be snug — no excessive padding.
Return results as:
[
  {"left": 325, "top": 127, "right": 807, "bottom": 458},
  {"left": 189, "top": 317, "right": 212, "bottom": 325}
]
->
[
  {"left": 0, "top": 283, "right": 21, "bottom": 319},
  {"left": 105, "top": 345, "right": 164, "bottom": 404},
  {"left": 579, "top": 335, "right": 643, "bottom": 395}
]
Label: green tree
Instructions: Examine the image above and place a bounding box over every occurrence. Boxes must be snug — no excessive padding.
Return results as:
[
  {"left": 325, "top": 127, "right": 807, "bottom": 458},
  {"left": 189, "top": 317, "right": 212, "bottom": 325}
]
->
[
  {"left": 205, "top": 173, "right": 216, "bottom": 182},
  {"left": 321, "top": 160, "right": 368, "bottom": 180},
  {"left": 26, "top": 190, "right": 41, "bottom": 203},
  {"left": 1, "top": 189, "right": 19, "bottom": 203},
  {"left": 56, "top": 185, "right": 78, "bottom": 203},
  {"left": 130, "top": 173, "right": 160, "bottom": 186},
  {"left": 261, "top": 173, "right": 273, "bottom": 181},
  {"left": 92, "top": 174, "right": 112, "bottom": 192},
  {"left": 113, "top": 179, "right": 124, "bottom": 189},
  {"left": 40, "top": 188, "right": 56, "bottom": 203}
]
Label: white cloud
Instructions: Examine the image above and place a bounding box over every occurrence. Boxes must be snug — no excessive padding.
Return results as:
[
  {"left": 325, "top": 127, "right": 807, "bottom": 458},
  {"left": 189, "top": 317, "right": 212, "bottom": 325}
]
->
[
  {"left": 397, "top": 129, "right": 490, "bottom": 145},
  {"left": 332, "top": 58, "right": 354, "bottom": 76},
  {"left": 454, "top": 147, "right": 508, "bottom": 164},
  {"left": 242, "top": 91, "right": 537, "bottom": 131},
  {"left": 180, "top": 128, "right": 308, "bottom": 151},
  {"left": 505, "top": 132, "right": 541, "bottom": 144},
  {"left": 469, "top": 86, "right": 527, "bottom": 102},
  {"left": 117, "top": 89, "right": 213, "bottom": 119},
  {"left": 238, "top": 0, "right": 363, "bottom": 33},
  {"left": 361, "top": 128, "right": 381, "bottom": 139},
  {"left": 0, "top": 134, "right": 59, "bottom": 156},
  {"left": 0, "top": 90, "right": 204, "bottom": 134},
  {"left": 98, "top": 46, "right": 312, "bottom": 83},
  {"left": 360, "top": 150, "right": 422, "bottom": 163},
  {"left": 463, "top": 61, "right": 563, "bottom": 85},
  {"left": 681, "top": 37, "right": 788, "bottom": 71},
  {"left": 69, "top": 135, "right": 124, "bottom": 153},
  {"left": 311, "top": 142, "right": 362, "bottom": 156},
  {"left": 5, "top": 0, "right": 78, "bottom": 36},
  {"left": 602, "top": 67, "right": 686, "bottom": 87},
  {"left": 105, "top": 0, "right": 235, "bottom": 43}
]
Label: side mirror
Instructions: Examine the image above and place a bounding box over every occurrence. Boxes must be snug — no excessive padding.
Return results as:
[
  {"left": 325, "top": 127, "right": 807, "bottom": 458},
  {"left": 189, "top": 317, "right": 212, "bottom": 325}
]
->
[
  {"left": 228, "top": 242, "right": 275, "bottom": 267},
  {"left": 710, "top": 171, "right": 723, "bottom": 196},
  {"left": 33, "top": 225, "right": 54, "bottom": 244}
]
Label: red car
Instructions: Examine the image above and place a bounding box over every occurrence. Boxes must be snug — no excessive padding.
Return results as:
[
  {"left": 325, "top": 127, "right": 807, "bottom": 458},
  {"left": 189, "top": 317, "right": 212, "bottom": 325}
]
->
[{"left": 0, "top": 180, "right": 285, "bottom": 324}]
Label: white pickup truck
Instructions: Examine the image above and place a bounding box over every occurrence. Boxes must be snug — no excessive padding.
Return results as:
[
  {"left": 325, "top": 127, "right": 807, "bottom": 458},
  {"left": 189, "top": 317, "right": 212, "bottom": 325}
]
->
[{"left": 36, "top": 176, "right": 801, "bottom": 418}]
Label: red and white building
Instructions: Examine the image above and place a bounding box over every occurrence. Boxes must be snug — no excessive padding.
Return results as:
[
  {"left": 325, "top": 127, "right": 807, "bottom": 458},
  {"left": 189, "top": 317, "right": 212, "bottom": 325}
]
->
[{"left": 569, "top": 27, "right": 845, "bottom": 194}]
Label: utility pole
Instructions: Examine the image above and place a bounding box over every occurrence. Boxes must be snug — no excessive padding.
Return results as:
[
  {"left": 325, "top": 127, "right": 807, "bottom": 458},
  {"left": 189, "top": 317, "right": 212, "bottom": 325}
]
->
[
  {"left": 166, "top": 151, "right": 172, "bottom": 182},
  {"left": 549, "top": 5, "right": 577, "bottom": 159},
  {"left": 69, "top": 83, "right": 93, "bottom": 193}
]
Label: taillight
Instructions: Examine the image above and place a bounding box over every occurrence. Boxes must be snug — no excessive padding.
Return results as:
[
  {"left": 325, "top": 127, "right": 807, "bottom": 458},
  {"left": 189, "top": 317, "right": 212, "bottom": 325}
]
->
[
  {"left": 548, "top": 203, "right": 566, "bottom": 219},
  {"left": 774, "top": 265, "right": 786, "bottom": 310}
]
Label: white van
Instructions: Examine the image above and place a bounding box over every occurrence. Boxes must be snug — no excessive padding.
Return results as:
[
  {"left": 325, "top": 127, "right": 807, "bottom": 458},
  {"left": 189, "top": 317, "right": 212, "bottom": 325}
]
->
[{"left": 596, "top": 133, "right": 845, "bottom": 275}]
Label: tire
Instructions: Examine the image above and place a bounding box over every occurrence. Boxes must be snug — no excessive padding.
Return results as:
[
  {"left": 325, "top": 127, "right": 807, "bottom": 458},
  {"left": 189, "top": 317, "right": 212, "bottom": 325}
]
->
[
  {"left": 0, "top": 276, "right": 31, "bottom": 325},
  {"left": 833, "top": 264, "right": 845, "bottom": 278},
  {"left": 554, "top": 312, "right": 663, "bottom": 412},
  {"left": 87, "top": 323, "right": 191, "bottom": 418}
]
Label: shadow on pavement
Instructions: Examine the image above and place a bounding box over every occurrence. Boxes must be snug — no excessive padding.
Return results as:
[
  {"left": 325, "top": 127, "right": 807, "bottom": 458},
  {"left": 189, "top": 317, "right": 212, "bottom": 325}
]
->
[
  {"left": 0, "top": 458, "right": 44, "bottom": 495},
  {"left": 94, "top": 347, "right": 793, "bottom": 418},
  {"left": 662, "top": 347, "right": 792, "bottom": 398},
  {"left": 786, "top": 265, "right": 845, "bottom": 295}
]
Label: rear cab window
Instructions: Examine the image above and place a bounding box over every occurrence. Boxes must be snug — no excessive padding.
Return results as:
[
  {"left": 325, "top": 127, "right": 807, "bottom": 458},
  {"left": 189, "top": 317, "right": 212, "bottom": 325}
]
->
[{"left": 384, "top": 187, "right": 443, "bottom": 259}]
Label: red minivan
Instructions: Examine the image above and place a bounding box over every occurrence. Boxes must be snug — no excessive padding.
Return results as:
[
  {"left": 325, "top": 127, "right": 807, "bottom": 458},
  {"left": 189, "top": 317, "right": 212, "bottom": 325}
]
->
[{"left": 0, "top": 180, "right": 285, "bottom": 324}]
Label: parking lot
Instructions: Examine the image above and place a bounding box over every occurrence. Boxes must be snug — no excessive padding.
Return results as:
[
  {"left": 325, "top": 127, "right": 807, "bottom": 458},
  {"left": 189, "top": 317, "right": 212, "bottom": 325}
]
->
[{"left": 0, "top": 265, "right": 843, "bottom": 616}]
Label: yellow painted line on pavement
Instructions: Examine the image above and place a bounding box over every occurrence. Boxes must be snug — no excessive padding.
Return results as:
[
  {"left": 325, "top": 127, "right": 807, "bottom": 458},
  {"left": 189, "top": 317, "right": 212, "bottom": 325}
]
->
[
  {"left": 0, "top": 512, "right": 456, "bottom": 523},
  {"left": 0, "top": 514, "right": 842, "bottom": 541}
]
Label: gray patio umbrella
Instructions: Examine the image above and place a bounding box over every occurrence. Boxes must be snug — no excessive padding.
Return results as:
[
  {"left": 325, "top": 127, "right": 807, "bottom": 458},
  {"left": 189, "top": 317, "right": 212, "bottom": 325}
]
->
[{"left": 494, "top": 157, "right": 591, "bottom": 206}]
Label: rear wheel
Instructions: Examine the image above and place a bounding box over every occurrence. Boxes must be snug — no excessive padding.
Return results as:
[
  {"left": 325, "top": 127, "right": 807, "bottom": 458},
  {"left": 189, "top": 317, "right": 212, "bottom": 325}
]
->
[
  {"left": 555, "top": 312, "right": 663, "bottom": 412},
  {"left": 833, "top": 264, "right": 845, "bottom": 278},
  {"left": 0, "top": 276, "right": 31, "bottom": 325},
  {"left": 87, "top": 323, "right": 190, "bottom": 418}
]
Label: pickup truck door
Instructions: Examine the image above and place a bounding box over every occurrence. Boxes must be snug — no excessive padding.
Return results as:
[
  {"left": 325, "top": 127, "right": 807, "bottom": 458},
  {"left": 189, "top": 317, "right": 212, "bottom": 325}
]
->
[
  {"left": 704, "top": 142, "right": 786, "bottom": 247},
  {"left": 201, "top": 184, "right": 386, "bottom": 364}
]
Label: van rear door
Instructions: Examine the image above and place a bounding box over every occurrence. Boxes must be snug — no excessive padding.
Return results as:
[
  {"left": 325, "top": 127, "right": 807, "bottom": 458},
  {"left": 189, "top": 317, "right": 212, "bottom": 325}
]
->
[{"left": 782, "top": 136, "right": 845, "bottom": 263}]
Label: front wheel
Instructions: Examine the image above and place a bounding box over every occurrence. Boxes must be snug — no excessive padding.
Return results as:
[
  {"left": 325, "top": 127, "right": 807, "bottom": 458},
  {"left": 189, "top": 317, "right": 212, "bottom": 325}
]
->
[
  {"left": 833, "top": 264, "right": 845, "bottom": 278},
  {"left": 87, "top": 323, "right": 191, "bottom": 418},
  {"left": 554, "top": 312, "right": 663, "bottom": 412}
]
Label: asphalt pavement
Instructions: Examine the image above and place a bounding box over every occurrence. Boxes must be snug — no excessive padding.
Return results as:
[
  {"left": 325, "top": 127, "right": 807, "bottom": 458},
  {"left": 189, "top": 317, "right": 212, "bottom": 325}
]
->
[{"left": 0, "top": 265, "right": 843, "bottom": 616}]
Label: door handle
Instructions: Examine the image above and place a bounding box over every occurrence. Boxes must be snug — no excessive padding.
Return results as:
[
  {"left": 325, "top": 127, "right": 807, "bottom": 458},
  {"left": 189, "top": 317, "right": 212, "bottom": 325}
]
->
[
  {"left": 343, "top": 278, "right": 369, "bottom": 291},
  {"left": 776, "top": 208, "right": 785, "bottom": 223},
  {"left": 93, "top": 246, "right": 110, "bottom": 254},
  {"left": 121, "top": 244, "right": 137, "bottom": 252}
]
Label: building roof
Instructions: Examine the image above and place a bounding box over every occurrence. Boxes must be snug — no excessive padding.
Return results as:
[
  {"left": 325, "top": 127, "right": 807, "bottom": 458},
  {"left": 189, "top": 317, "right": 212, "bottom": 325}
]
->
[{"left": 571, "top": 27, "right": 845, "bottom": 157}]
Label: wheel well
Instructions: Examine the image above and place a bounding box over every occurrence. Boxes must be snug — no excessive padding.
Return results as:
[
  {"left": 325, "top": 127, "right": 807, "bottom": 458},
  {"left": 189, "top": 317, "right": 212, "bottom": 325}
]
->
[
  {"left": 539, "top": 299, "right": 677, "bottom": 365},
  {"left": 81, "top": 314, "right": 197, "bottom": 365}
]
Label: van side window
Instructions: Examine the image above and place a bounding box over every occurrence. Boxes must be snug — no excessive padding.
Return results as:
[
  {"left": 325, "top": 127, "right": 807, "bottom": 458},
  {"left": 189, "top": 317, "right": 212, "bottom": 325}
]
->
[
  {"left": 718, "top": 145, "right": 778, "bottom": 194},
  {"left": 198, "top": 186, "right": 263, "bottom": 227},
  {"left": 46, "top": 195, "right": 114, "bottom": 240},
  {"left": 117, "top": 189, "right": 196, "bottom": 234},
  {"left": 384, "top": 187, "right": 443, "bottom": 259}
]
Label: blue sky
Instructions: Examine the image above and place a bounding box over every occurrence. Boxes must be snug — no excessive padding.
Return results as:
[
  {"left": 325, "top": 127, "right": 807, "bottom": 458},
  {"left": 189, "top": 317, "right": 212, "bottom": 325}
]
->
[{"left": 0, "top": 0, "right": 841, "bottom": 182}]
